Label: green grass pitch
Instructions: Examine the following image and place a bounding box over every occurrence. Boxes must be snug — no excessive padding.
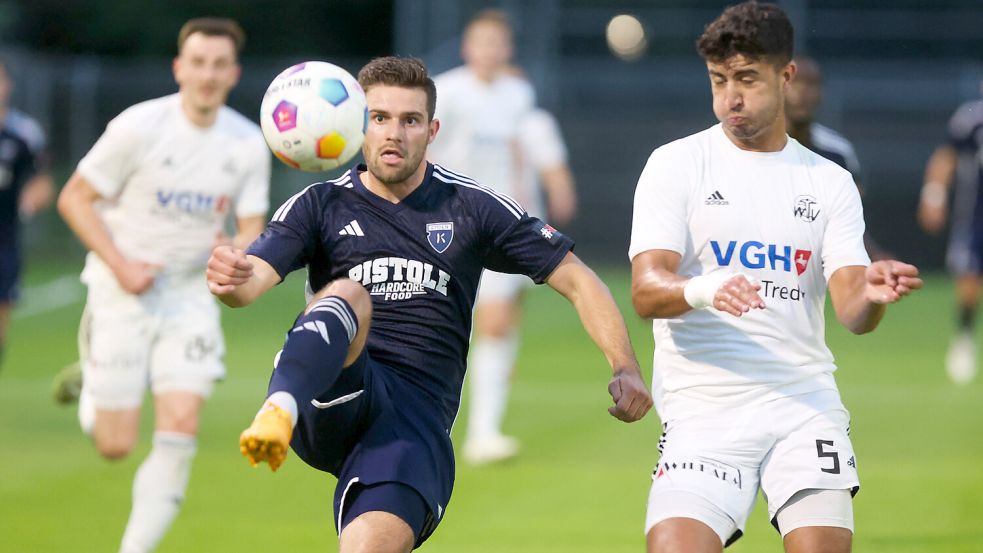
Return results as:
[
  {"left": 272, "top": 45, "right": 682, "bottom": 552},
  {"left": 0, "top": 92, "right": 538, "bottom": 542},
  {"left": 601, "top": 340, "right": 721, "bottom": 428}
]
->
[{"left": 1, "top": 262, "right": 980, "bottom": 552}]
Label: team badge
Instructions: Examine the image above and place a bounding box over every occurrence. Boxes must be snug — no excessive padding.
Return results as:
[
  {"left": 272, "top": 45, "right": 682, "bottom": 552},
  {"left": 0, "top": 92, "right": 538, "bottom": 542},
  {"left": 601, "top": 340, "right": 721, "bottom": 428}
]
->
[
  {"left": 540, "top": 223, "right": 559, "bottom": 243},
  {"left": 426, "top": 222, "right": 454, "bottom": 253},
  {"left": 794, "top": 249, "right": 812, "bottom": 275},
  {"left": 794, "top": 195, "right": 820, "bottom": 222}
]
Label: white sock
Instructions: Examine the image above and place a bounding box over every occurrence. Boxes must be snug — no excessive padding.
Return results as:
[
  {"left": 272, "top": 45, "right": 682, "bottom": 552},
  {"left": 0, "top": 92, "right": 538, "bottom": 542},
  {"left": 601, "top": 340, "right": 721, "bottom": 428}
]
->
[
  {"left": 261, "top": 390, "right": 298, "bottom": 430},
  {"left": 118, "top": 432, "right": 197, "bottom": 553},
  {"left": 466, "top": 333, "right": 519, "bottom": 441}
]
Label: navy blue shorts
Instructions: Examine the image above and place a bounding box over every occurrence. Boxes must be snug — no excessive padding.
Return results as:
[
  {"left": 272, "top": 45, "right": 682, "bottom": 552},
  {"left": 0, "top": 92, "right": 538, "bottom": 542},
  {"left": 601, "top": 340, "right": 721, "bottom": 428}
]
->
[
  {"left": 287, "top": 350, "right": 454, "bottom": 548},
  {"left": 340, "top": 481, "right": 433, "bottom": 543},
  {"left": 0, "top": 249, "right": 21, "bottom": 303}
]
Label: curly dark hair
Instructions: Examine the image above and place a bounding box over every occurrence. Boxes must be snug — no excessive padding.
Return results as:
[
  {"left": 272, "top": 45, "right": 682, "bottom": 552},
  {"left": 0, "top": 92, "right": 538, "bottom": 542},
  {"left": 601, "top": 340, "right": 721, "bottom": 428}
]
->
[
  {"left": 357, "top": 56, "right": 437, "bottom": 121},
  {"left": 696, "top": 1, "right": 793, "bottom": 67}
]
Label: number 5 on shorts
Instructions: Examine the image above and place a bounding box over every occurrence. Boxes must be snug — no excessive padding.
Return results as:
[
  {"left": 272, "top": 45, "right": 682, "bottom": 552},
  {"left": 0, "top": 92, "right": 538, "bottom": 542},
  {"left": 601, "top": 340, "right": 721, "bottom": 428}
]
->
[{"left": 815, "top": 439, "right": 840, "bottom": 474}]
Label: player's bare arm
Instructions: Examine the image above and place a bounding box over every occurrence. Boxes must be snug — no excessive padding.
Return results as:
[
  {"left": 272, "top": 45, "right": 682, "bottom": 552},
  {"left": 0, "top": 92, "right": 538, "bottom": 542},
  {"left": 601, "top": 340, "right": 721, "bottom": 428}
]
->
[
  {"left": 57, "top": 171, "right": 157, "bottom": 295},
  {"left": 18, "top": 173, "right": 55, "bottom": 218},
  {"left": 541, "top": 165, "right": 577, "bottom": 225},
  {"left": 631, "top": 249, "right": 766, "bottom": 319},
  {"left": 918, "top": 144, "right": 957, "bottom": 234},
  {"left": 828, "top": 261, "right": 923, "bottom": 334},
  {"left": 546, "top": 251, "right": 653, "bottom": 423},
  {"left": 206, "top": 246, "right": 281, "bottom": 307},
  {"left": 232, "top": 215, "right": 266, "bottom": 249}
]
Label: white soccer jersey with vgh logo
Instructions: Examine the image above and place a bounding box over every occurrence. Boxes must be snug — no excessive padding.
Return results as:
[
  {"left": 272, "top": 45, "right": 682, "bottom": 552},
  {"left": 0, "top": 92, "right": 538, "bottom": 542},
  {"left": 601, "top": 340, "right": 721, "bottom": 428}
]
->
[
  {"left": 629, "top": 124, "right": 870, "bottom": 420},
  {"left": 78, "top": 94, "right": 270, "bottom": 278}
]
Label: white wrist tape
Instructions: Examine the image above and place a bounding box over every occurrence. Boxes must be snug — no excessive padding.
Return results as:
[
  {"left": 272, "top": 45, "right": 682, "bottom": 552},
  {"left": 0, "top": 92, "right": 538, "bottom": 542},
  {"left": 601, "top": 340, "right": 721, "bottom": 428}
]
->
[
  {"left": 683, "top": 271, "right": 754, "bottom": 310},
  {"left": 920, "top": 181, "right": 947, "bottom": 209}
]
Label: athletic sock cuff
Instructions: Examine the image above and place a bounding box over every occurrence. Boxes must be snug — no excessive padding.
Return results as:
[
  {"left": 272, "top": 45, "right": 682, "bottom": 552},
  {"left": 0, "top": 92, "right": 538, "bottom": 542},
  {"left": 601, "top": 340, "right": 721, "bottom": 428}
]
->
[{"left": 306, "top": 296, "right": 358, "bottom": 344}]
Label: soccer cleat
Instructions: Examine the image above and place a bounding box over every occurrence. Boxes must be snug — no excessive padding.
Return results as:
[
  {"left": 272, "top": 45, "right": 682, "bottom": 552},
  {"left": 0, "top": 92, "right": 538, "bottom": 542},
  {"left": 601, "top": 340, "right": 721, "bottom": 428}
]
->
[
  {"left": 52, "top": 362, "right": 83, "bottom": 405},
  {"left": 239, "top": 403, "right": 293, "bottom": 472},
  {"left": 946, "top": 332, "right": 977, "bottom": 385},
  {"left": 462, "top": 434, "right": 520, "bottom": 466}
]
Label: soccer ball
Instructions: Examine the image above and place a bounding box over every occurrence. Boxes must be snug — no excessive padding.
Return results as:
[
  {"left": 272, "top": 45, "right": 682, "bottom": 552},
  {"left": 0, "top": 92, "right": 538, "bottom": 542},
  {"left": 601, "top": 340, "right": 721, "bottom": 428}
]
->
[{"left": 260, "top": 61, "right": 367, "bottom": 172}]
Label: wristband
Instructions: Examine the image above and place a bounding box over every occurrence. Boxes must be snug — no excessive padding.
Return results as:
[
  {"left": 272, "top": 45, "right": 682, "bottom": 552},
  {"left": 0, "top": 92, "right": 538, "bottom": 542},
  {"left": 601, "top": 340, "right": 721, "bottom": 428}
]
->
[
  {"left": 921, "top": 181, "right": 947, "bottom": 209},
  {"left": 683, "top": 271, "right": 755, "bottom": 310}
]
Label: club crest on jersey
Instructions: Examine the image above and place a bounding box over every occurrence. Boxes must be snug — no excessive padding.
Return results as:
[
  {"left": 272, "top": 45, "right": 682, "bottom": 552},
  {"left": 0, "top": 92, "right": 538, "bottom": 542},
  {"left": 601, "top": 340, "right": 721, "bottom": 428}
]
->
[
  {"left": 426, "top": 222, "right": 454, "bottom": 253},
  {"left": 794, "top": 249, "right": 812, "bottom": 275},
  {"left": 794, "top": 195, "right": 820, "bottom": 222}
]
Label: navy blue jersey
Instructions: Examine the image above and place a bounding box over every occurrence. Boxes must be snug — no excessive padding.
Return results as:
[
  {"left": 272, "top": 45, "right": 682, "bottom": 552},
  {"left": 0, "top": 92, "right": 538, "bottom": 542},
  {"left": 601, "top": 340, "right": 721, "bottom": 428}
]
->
[
  {"left": 0, "top": 111, "right": 44, "bottom": 250},
  {"left": 248, "top": 162, "right": 574, "bottom": 425}
]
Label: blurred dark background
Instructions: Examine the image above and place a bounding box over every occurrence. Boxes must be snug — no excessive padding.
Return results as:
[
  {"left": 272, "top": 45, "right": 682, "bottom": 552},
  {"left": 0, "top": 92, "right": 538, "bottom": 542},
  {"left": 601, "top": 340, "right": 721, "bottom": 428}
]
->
[{"left": 5, "top": 0, "right": 982, "bottom": 268}]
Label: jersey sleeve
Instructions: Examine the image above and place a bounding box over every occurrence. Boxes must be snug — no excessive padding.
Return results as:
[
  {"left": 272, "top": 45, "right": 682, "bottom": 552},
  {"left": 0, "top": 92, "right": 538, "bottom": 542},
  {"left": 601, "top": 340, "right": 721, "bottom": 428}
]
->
[
  {"left": 76, "top": 113, "right": 144, "bottom": 199},
  {"left": 235, "top": 134, "right": 272, "bottom": 218},
  {"left": 478, "top": 190, "right": 574, "bottom": 284},
  {"left": 821, "top": 174, "right": 871, "bottom": 282},
  {"left": 246, "top": 184, "right": 321, "bottom": 279},
  {"left": 628, "top": 146, "right": 692, "bottom": 260},
  {"left": 520, "top": 111, "right": 568, "bottom": 172},
  {"left": 946, "top": 102, "right": 981, "bottom": 153}
]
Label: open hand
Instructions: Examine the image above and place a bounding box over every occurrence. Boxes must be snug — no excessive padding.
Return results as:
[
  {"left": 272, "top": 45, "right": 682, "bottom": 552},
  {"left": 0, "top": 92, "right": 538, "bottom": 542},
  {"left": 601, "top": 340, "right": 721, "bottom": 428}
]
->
[{"left": 865, "top": 260, "right": 922, "bottom": 304}]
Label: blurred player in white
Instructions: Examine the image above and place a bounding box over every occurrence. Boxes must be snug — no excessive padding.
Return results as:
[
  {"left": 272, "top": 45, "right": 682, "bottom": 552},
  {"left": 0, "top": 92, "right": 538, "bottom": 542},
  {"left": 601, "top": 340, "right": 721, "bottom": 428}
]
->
[
  {"left": 56, "top": 18, "right": 270, "bottom": 553},
  {"left": 429, "top": 9, "right": 554, "bottom": 464},
  {"left": 0, "top": 57, "right": 54, "bottom": 369},
  {"left": 785, "top": 55, "right": 889, "bottom": 261},
  {"left": 630, "top": 3, "right": 921, "bottom": 552},
  {"left": 917, "top": 77, "right": 983, "bottom": 385}
]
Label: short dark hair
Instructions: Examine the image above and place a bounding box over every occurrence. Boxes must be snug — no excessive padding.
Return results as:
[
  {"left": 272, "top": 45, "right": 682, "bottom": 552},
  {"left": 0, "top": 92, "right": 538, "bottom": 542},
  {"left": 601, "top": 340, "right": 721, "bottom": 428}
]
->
[
  {"left": 357, "top": 56, "right": 437, "bottom": 121},
  {"left": 465, "top": 9, "right": 513, "bottom": 35},
  {"left": 696, "top": 1, "right": 793, "bottom": 67},
  {"left": 178, "top": 18, "right": 246, "bottom": 56}
]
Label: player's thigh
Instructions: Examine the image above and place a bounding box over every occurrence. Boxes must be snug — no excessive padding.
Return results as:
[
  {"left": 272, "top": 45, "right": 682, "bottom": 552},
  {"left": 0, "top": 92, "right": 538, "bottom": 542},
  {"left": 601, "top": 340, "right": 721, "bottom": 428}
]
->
[
  {"left": 647, "top": 514, "right": 724, "bottom": 553},
  {"left": 647, "top": 416, "right": 763, "bottom": 548},
  {"left": 150, "top": 291, "right": 224, "bottom": 399},
  {"left": 82, "top": 292, "right": 153, "bottom": 411},
  {"left": 474, "top": 272, "right": 525, "bottom": 336},
  {"left": 92, "top": 407, "right": 142, "bottom": 459},
  {"left": 339, "top": 482, "right": 427, "bottom": 553},
  {"left": 777, "top": 489, "right": 853, "bottom": 552},
  {"left": 760, "top": 408, "right": 859, "bottom": 528}
]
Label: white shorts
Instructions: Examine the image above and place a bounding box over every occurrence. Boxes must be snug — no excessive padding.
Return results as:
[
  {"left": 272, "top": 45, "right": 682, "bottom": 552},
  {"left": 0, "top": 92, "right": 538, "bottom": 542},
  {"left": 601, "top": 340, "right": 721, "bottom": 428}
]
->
[
  {"left": 80, "top": 268, "right": 225, "bottom": 409},
  {"left": 645, "top": 389, "right": 859, "bottom": 546},
  {"left": 476, "top": 270, "right": 530, "bottom": 303}
]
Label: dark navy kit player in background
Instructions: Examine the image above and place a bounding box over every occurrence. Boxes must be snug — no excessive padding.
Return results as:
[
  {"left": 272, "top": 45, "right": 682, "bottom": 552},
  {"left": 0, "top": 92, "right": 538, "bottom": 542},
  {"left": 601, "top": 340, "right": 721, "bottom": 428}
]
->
[
  {"left": 206, "top": 56, "right": 652, "bottom": 553},
  {"left": 0, "top": 57, "right": 53, "bottom": 369}
]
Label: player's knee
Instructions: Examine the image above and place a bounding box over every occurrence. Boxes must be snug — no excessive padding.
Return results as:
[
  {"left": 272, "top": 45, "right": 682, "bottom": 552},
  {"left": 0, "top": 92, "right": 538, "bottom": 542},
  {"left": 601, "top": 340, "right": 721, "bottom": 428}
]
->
[
  {"left": 94, "top": 434, "right": 136, "bottom": 460},
  {"left": 475, "top": 302, "right": 517, "bottom": 337},
  {"left": 309, "top": 278, "right": 371, "bottom": 327}
]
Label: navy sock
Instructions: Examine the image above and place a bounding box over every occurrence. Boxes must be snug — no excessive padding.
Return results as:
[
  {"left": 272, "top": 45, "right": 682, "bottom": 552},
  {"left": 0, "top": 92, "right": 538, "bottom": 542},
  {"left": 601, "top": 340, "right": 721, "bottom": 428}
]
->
[{"left": 268, "top": 296, "right": 359, "bottom": 405}]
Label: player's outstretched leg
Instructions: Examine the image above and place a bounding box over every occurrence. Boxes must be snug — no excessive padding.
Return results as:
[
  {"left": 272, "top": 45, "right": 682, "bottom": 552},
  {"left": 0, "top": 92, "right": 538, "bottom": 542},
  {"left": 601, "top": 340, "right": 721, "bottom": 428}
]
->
[{"left": 240, "top": 279, "right": 371, "bottom": 471}]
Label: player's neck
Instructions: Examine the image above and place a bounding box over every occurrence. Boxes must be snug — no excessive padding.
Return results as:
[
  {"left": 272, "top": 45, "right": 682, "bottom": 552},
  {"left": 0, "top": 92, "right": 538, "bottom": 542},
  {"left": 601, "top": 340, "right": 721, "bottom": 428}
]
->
[
  {"left": 723, "top": 122, "right": 788, "bottom": 152},
  {"left": 179, "top": 95, "right": 220, "bottom": 128},
  {"left": 361, "top": 165, "right": 427, "bottom": 203}
]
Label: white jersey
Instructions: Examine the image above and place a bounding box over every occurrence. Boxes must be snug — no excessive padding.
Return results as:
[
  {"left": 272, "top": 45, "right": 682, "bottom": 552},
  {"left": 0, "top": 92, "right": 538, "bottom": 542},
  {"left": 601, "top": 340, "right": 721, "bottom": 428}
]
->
[
  {"left": 78, "top": 94, "right": 270, "bottom": 279},
  {"left": 628, "top": 124, "right": 870, "bottom": 420},
  {"left": 429, "top": 66, "right": 534, "bottom": 205},
  {"left": 517, "top": 109, "right": 569, "bottom": 218}
]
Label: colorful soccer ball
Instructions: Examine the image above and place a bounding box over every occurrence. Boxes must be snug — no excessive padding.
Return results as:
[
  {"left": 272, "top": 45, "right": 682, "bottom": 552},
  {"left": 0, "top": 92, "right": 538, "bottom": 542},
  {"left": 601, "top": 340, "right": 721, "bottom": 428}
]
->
[{"left": 260, "top": 61, "right": 367, "bottom": 172}]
